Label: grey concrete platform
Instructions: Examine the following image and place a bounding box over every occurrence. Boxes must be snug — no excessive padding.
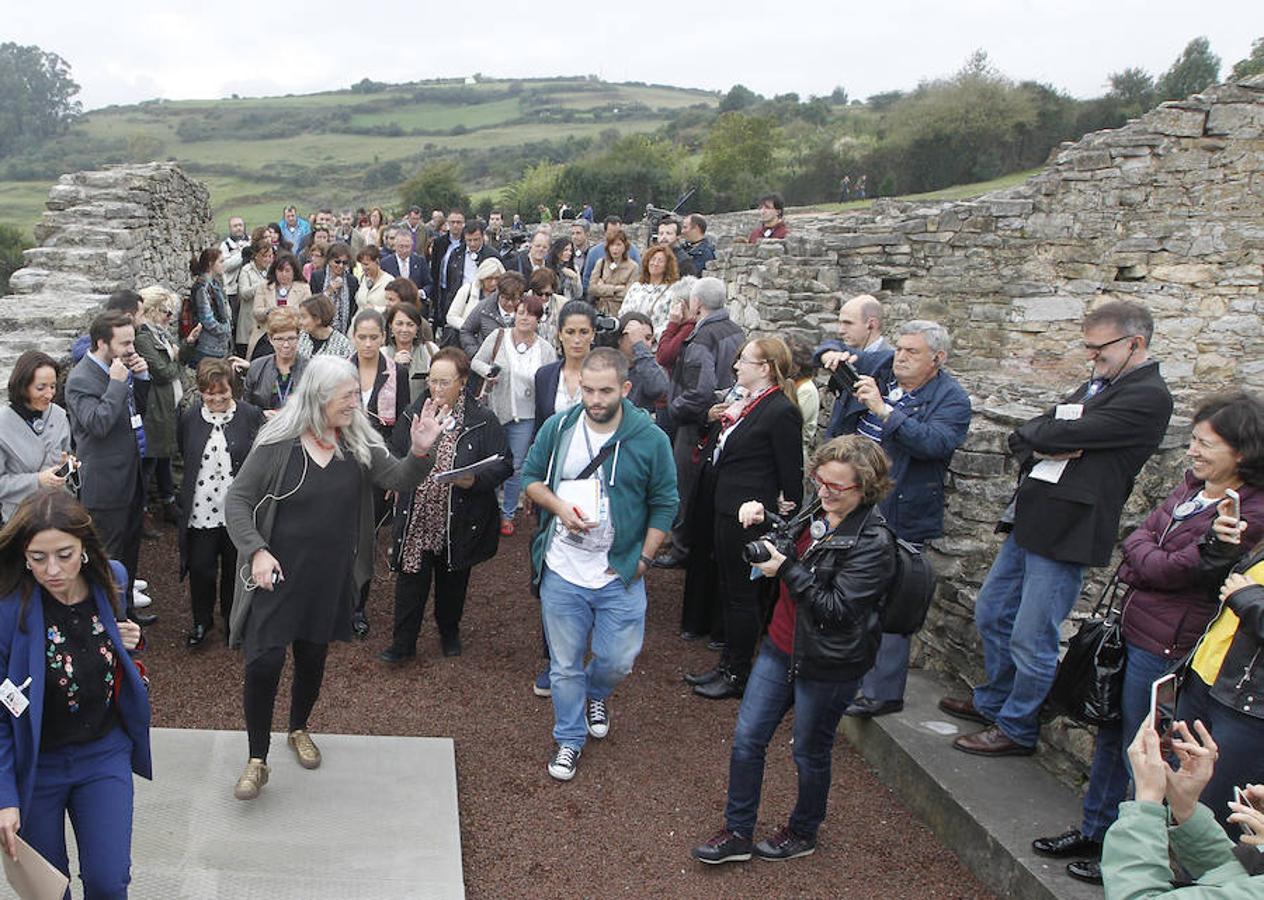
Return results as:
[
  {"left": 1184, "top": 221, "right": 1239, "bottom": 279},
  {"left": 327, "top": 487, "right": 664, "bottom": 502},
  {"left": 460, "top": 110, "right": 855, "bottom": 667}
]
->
[
  {"left": 82, "top": 728, "right": 464, "bottom": 899},
  {"left": 840, "top": 670, "right": 1102, "bottom": 900}
]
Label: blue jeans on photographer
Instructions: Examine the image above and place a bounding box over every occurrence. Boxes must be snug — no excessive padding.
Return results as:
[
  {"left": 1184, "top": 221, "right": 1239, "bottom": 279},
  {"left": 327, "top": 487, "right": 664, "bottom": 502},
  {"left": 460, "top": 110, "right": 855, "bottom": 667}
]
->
[
  {"left": 1079, "top": 642, "right": 1170, "bottom": 841},
  {"left": 500, "top": 418, "right": 534, "bottom": 520},
  {"left": 724, "top": 642, "right": 858, "bottom": 840},
  {"left": 972, "top": 536, "right": 1085, "bottom": 747}
]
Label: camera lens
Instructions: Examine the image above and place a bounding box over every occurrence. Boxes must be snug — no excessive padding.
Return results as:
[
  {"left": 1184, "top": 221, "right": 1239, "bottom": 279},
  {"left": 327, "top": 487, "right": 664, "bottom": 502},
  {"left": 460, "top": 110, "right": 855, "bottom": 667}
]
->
[{"left": 743, "top": 541, "right": 772, "bottom": 564}]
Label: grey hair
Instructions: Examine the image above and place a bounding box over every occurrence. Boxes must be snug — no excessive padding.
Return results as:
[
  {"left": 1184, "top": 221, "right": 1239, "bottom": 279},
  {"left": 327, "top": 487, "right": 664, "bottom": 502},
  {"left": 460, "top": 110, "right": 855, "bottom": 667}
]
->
[
  {"left": 1083, "top": 300, "right": 1154, "bottom": 344},
  {"left": 691, "top": 276, "right": 727, "bottom": 311},
  {"left": 253, "top": 355, "right": 384, "bottom": 467},
  {"left": 668, "top": 276, "right": 697, "bottom": 304},
  {"left": 897, "top": 320, "right": 951, "bottom": 356}
]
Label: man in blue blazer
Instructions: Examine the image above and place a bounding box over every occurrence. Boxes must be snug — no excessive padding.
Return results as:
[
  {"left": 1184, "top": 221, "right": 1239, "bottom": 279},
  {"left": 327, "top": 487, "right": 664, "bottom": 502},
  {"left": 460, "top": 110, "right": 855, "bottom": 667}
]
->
[
  {"left": 65, "top": 311, "right": 155, "bottom": 625},
  {"left": 380, "top": 230, "right": 432, "bottom": 300},
  {"left": 813, "top": 294, "right": 895, "bottom": 437},
  {"left": 831, "top": 320, "right": 972, "bottom": 718}
]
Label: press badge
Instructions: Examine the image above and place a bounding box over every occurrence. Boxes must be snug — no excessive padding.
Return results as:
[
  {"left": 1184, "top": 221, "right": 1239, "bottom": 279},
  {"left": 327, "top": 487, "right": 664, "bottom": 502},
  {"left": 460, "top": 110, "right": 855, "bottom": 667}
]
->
[
  {"left": 130, "top": 414, "right": 144, "bottom": 430},
  {"left": 0, "top": 677, "right": 31, "bottom": 717}
]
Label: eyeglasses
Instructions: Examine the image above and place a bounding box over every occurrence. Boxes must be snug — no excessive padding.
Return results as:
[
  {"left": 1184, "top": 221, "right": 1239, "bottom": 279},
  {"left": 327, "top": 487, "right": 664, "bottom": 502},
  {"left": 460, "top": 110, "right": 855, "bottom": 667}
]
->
[
  {"left": 1083, "top": 334, "right": 1134, "bottom": 353},
  {"left": 330, "top": 259, "right": 347, "bottom": 267},
  {"left": 812, "top": 475, "right": 859, "bottom": 495},
  {"left": 426, "top": 377, "right": 455, "bottom": 389},
  {"left": 736, "top": 356, "right": 767, "bottom": 366},
  {"left": 272, "top": 335, "right": 299, "bottom": 344}
]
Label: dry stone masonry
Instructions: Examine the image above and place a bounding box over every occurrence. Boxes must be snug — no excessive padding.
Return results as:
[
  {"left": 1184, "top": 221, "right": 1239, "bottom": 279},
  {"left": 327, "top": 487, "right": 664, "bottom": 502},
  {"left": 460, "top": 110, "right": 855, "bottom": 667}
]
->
[
  {"left": 0, "top": 162, "right": 214, "bottom": 380},
  {"left": 702, "top": 74, "right": 1264, "bottom": 779}
]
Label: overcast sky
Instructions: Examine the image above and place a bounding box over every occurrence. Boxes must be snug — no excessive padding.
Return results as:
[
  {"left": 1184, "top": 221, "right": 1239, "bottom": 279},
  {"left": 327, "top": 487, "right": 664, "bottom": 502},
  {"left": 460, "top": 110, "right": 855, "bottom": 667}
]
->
[{"left": 7, "top": 1, "right": 1259, "bottom": 110}]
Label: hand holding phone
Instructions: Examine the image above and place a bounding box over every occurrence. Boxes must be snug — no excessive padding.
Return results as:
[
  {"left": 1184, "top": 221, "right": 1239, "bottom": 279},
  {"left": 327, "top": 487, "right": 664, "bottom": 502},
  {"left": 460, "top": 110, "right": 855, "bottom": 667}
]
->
[
  {"left": 1233, "top": 786, "right": 1259, "bottom": 838},
  {"left": 1150, "top": 673, "right": 1178, "bottom": 755},
  {"left": 1225, "top": 487, "right": 1241, "bottom": 522}
]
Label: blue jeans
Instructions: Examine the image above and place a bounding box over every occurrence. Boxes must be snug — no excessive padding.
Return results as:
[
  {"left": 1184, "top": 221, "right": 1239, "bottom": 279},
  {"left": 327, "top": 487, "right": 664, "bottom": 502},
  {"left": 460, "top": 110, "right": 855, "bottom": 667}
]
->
[
  {"left": 1177, "top": 672, "right": 1264, "bottom": 833},
  {"left": 972, "top": 536, "right": 1085, "bottom": 747},
  {"left": 1079, "top": 642, "right": 1170, "bottom": 840},
  {"left": 24, "top": 725, "right": 134, "bottom": 899},
  {"left": 501, "top": 418, "right": 535, "bottom": 519},
  {"left": 540, "top": 569, "right": 646, "bottom": 749},
  {"left": 724, "top": 642, "right": 859, "bottom": 840}
]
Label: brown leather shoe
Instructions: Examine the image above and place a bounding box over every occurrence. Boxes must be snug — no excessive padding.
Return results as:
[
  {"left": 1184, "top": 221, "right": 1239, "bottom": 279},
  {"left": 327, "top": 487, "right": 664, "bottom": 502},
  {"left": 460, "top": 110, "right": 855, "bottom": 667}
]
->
[
  {"left": 938, "top": 695, "right": 992, "bottom": 725},
  {"left": 952, "top": 725, "right": 1036, "bottom": 757}
]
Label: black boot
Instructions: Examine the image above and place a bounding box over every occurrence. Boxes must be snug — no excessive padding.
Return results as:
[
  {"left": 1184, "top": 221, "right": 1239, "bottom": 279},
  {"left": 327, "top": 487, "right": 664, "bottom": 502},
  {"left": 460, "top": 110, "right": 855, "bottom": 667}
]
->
[
  {"left": 684, "top": 666, "right": 723, "bottom": 687},
  {"left": 693, "top": 669, "right": 745, "bottom": 700}
]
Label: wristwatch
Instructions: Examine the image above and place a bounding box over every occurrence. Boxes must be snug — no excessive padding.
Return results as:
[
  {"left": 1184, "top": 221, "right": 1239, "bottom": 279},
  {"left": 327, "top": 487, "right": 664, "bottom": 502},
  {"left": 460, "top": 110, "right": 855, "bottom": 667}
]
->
[{"left": 639, "top": 554, "right": 654, "bottom": 569}]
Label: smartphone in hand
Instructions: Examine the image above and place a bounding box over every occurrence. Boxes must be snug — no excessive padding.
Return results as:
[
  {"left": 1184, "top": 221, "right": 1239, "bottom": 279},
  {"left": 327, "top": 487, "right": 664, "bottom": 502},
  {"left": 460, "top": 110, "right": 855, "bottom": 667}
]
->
[
  {"left": 1233, "top": 786, "right": 1258, "bottom": 837},
  {"left": 1150, "top": 674, "right": 1178, "bottom": 755},
  {"left": 1225, "top": 487, "right": 1241, "bottom": 522}
]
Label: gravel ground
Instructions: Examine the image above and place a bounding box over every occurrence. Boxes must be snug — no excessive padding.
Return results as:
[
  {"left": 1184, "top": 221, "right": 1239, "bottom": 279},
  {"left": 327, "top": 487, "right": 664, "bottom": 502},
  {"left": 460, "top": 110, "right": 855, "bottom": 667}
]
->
[{"left": 137, "top": 522, "right": 995, "bottom": 899}]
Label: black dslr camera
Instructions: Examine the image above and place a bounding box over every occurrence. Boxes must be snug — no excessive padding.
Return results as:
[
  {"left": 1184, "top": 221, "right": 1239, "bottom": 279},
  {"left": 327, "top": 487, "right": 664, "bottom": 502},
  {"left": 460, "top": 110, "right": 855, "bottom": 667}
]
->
[
  {"left": 593, "top": 314, "right": 621, "bottom": 349},
  {"left": 827, "top": 358, "right": 863, "bottom": 395},
  {"left": 742, "top": 512, "right": 799, "bottom": 564}
]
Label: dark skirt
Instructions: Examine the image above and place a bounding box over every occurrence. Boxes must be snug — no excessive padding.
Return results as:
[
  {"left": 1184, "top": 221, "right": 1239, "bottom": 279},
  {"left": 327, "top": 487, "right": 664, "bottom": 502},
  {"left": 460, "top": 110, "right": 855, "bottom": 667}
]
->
[{"left": 242, "top": 443, "right": 361, "bottom": 660}]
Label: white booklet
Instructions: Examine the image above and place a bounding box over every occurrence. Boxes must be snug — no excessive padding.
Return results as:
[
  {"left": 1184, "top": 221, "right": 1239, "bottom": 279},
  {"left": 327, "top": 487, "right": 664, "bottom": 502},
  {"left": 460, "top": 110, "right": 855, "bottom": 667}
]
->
[
  {"left": 430, "top": 454, "right": 505, "bottom": 484},
  {"left": 2, "top": 835, "right": 70, "bottom": 900}
]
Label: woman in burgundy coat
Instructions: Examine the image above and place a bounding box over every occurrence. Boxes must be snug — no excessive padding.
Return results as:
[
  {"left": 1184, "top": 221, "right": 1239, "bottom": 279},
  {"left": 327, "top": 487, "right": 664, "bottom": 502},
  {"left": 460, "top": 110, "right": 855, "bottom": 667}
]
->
[{"left": 1032, "top": 390, "right": 1264, "bottom": 885}]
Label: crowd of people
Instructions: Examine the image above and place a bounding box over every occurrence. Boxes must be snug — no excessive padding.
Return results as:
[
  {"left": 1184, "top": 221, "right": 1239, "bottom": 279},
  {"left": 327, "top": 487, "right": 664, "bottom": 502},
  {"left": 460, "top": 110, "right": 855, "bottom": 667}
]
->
[{"left": 0, "top": 198, "right": 1260, "bottom": 896}]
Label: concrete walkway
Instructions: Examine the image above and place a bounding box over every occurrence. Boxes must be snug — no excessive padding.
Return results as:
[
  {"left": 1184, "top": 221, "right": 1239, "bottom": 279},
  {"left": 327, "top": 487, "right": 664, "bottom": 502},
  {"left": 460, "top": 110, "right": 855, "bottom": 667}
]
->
[
  {"left": 87, "top": 728, "right": 464, "bottom": 899},
  {"left": 840, "top": 670, "right": 1103, "bottom": 900}
]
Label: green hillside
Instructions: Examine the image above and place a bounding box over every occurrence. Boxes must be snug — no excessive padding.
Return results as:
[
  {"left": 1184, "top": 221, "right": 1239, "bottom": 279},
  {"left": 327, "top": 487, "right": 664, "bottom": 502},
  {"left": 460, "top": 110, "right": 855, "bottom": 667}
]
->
[{"left": 0, "top": 77, "right": 718, "bottom": 234}]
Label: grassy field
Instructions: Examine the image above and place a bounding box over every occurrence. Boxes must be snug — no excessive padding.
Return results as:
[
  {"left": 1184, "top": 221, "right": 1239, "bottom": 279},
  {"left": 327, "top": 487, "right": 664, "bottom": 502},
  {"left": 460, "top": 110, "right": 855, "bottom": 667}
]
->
[
  {"left": 804, "top": 169, "right": 1042, "bottom": 214},
  {"left": 0, "top": 77, "right": 718, "bottom": 237}
]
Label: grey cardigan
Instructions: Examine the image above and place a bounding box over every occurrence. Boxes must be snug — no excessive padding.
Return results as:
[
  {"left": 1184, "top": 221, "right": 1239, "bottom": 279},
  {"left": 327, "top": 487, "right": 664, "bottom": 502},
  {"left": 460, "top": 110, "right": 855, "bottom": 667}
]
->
[
  {"left": 0, "top": 404, "right": 72, "bottom": 520},
  {"left": 224, "top": 435, "right": 432, "bottom": 647}
]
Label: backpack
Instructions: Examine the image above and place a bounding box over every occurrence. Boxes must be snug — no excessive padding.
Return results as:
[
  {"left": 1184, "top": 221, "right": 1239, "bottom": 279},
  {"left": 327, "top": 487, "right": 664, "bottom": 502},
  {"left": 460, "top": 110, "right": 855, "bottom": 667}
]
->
[{"left": 878, "top": 527, "right": 938, "bottom": 635}]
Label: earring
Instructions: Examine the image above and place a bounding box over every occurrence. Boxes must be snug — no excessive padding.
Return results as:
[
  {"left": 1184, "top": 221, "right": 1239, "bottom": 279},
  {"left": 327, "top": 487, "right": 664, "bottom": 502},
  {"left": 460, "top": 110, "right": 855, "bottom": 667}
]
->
[
  {"left": 24, "top": 561, "right": 31, "bottom": 571},
  {"left": 81, "top": 551, "right": 89, "bottom": 565}
]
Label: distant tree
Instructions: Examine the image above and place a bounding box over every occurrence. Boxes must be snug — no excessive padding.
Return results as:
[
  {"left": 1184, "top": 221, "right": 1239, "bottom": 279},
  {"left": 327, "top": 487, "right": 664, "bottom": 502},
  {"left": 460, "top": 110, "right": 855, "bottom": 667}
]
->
[
  {"left": 350, "top": 78, "right": 388, "bottom": 94},
  {"left": 829, "top": 85, "right": 849, "bottom": 105},
  {"left": 500, "top": 162, "right": 564, "bottom": 221},
  {"left": 865, "top": 90, "right": 905, "bottom": 111},
  {"left": 1106, "top": 67, "right": 1156, "bottom": 115},
  {"left": 718, "top": 84, "right": 759, "bottom": 112},
  {"left": 0, "top": 42, "right": 81, "bottom": 158},
  {"left": 699, "top": 112, "right": 782, "bottom": 211},
  {"left": 400, "top": 161, "right": 470, "bottom": 219},
  {"left": 1156, "top": 37, "right": 1221, "bottom": 100},
  {"left": 0, "top": 224, "right": 29, "bottom": 296},
  {"left": 773, "top": 92, "right": 800, "bottom": 104},
  {"left": 555, "top": 135, "right": 683, "bottom": 220},
  {"left": 1230, "top": 37, "right": 1264, "bottom": 79}
]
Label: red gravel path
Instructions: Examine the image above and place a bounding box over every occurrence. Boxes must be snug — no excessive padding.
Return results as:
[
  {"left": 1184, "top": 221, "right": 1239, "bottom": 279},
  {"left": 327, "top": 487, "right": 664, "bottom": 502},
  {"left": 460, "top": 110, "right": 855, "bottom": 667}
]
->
[{"left": 137, "top": 523, "right": 995, "bottom": 899}]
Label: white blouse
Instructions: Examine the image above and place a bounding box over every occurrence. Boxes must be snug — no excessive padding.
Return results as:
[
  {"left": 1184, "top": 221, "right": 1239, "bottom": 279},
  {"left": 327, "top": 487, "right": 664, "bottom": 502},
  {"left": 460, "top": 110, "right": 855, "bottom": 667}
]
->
[{"left": 187, "top": 405, "right": 235, "bottom": 529}]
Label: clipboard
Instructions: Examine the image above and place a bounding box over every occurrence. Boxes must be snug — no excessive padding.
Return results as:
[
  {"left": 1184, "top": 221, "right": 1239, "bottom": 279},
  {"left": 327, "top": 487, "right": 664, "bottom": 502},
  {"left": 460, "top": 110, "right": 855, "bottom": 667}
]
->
[
  {"left": 2, "top": 835, "right": 70, "bottom": 900},
  {"left": 430, "top": 454, "right": 505, "bottom": 485}
]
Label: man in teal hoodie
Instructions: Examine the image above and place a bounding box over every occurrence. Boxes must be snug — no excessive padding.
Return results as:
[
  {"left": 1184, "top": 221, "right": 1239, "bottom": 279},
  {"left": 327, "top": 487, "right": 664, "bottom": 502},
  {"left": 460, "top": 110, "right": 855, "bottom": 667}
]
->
[{"left": 523, "top": 348, "right": 678, "bottom": 782}]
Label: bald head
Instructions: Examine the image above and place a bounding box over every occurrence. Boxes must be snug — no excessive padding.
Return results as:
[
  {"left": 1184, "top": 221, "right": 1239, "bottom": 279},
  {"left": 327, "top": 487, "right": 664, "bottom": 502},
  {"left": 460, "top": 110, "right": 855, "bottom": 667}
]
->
[{"left": 838, "top": 294, "right": 883, "bottom": 349}]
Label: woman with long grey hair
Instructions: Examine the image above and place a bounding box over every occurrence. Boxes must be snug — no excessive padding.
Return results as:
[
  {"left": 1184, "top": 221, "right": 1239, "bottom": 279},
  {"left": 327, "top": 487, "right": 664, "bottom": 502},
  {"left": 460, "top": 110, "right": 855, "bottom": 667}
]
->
[{"left": 224, "top": 355, "right": 448, "bottom": 800}]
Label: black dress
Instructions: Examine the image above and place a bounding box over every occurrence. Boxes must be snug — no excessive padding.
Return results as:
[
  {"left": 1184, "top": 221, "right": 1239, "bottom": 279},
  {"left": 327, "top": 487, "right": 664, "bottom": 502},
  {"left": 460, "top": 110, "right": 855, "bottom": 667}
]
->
[{"left": 242, "top": 442, "right": 361, "bottom": 656}]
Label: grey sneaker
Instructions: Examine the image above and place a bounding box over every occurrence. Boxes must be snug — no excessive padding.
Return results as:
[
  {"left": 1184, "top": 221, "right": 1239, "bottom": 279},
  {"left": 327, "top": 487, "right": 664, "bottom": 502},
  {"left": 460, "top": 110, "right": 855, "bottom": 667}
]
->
[
  {"left": 754, "top": 825, "right": 816, "bottom": 861},
  {"left": 547, "top": 744, "right": 581, "bottom": 781},
  {"left": 692, "top": 828, "right": 753, "bottom": 864}
]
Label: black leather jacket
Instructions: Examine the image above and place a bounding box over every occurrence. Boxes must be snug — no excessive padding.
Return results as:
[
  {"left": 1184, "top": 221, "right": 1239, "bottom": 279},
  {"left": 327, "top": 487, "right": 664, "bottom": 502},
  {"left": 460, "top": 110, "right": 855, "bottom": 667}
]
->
[
  {"left": 1196, "top": 534, "right": 1264, "bottom": 721},
  {"left": 776, "top": 504, "right": 897, "bottom": 683}
]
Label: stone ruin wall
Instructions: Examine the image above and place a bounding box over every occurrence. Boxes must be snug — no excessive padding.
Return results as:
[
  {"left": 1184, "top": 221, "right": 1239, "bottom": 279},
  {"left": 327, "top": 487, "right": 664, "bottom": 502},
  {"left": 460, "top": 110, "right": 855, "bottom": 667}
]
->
[
  {"left": 0, "top": 162, "right": 215, "bottom": 381},
  {"left": 699, "top": 75, "right": 1264, "bottom": 780}
]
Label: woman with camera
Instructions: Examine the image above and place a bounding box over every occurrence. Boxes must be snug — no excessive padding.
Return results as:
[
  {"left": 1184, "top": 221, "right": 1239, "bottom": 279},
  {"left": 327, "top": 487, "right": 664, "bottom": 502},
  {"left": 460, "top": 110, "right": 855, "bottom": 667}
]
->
[
  {"left": 473, "top": 294, "right": 555, "bottom": 536},
  {"left": 0, "top": 351, "right": 73, "bottom": 522},
  {"left": 1033, "top": 391, "right": 1264, "bottom": 883},
  {"left": 691, "top": 436, "right": 896, "bottom": 864},
  {"left": 684, "top": 337, "right": 804, "bottom": 700},
  {"left": 379, "top": 348, "right": 512, "bottom": 662},
  {"left": 224, "top": 355, "right": 444, "bottom": 800},
  {"left": 178, "top": 359, "right": 265, "bottom": 648},
  {"left": 0, "top": 488, "right": 150, "bottom": 895}
]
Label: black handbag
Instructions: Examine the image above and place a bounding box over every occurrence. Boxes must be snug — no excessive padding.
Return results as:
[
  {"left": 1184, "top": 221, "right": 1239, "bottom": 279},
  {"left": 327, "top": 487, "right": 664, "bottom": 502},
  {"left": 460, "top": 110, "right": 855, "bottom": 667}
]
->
[{"left": 1045, "top": 566, "right": 1129, "bottom": 727}]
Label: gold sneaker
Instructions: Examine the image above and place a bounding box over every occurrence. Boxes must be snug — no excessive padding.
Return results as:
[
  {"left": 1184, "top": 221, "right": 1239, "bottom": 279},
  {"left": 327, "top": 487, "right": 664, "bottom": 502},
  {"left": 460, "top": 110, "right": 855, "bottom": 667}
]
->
[
  {"left": 288, "top": 729, "right": 322, "bottom": 769},
  {"left": 234, "top": 758, "right": 269, "bottom": 800}
]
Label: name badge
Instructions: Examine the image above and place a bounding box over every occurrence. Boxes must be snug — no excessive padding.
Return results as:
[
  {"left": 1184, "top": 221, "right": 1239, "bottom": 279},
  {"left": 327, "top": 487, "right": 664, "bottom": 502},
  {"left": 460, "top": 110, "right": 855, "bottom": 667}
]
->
[
  {"left": 130, "top": 414, "right": 144, "bottom": 430},
  {"left": 1055, "top": 403, "right": 1083, "bottom": 421},
  {"left": 0, "top": 677, "right": 31, "bottom": 717}
]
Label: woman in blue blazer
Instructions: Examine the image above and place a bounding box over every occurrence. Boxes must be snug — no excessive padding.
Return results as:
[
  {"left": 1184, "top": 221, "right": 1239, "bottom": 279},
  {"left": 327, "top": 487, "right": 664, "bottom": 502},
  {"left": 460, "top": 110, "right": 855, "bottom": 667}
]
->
[{"left": 0, "top": 487, "right": 151, "bottom": 897}]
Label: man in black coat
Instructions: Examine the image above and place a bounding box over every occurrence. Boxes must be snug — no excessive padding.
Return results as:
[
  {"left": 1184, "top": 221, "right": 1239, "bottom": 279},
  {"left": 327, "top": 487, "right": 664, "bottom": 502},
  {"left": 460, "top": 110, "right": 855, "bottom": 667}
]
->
[
  {"left": 380, "top": 230, "right": 432, "bottom": 300},
  {"left": 440, "top": 220, "right": 500, "bottom": 325},
  {"left": 428, "top": 209, "right": 466, "bottom": 298},
  {"left": 941, "top": 300, "right": 1173, "bottom": 758}
]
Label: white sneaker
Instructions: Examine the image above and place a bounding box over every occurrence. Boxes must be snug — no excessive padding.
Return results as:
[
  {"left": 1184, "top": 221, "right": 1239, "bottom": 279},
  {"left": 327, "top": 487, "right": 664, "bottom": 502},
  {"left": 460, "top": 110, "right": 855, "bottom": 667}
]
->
[
  {"left": 585, "top": 698, "right": 609, "bottom": 739},
  {"left": 132, "top": 590, "right": 153, "bottom": 608},
  {"left": 134, "top": 579, "right": 148, "bottom": 591},
  {"left": 547, "top": 744, "right": 581, "bottom": 781}
]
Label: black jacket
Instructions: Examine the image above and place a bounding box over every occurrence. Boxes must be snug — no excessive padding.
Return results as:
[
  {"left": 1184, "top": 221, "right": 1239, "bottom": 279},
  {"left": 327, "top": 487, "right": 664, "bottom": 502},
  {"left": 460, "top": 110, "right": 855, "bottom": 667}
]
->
[
  {"left": 363, "top": 353, "right": 411, "bottom": 442},
  {"left": 380, "top": 252, "right": 432, "bottom": 299},
  {"left": 388, "top": 395, "right": 513, "bottom": 572},
  {"left": 777, "top": 504, "right": 897, "bottom": 682},
  {"left": 441, "top": 243, "right": 500, "bottom": 317},
  {"left": 701, "top": 390, "right": 804, "bottom": 517},
  {"left": 176, "top": 399, "right": 265, "bottom": 577},
  {"left": 1195, "top": 534, "right": 1264, "bottom": 722},
  {"left": 307, "top": 268, "right": 359, "bottom": 305},
  {"left": 1006, "top": 360, "right": 1172, "bottom": 566}
]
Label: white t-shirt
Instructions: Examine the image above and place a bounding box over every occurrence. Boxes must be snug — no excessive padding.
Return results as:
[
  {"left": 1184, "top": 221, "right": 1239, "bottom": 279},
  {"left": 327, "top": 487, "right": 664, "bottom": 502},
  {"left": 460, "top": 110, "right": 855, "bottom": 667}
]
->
[
  {"left": 545, "top": 418, "right": 617, "bottom": 589},
  {"left": 555, "top": 372, "right": 582, "bottom": 416}
]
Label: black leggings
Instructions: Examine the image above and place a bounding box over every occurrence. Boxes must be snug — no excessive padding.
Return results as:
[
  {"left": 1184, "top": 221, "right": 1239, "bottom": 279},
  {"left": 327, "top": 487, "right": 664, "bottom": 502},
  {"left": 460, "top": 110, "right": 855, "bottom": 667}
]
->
[
  {"left": 243, "top": 641, "right": 329, "bottom": 761},
  {"left": 187, "top": 526, "right": 236, "bottom": 629},
  {"left": 390, "top": 554, "right": 471, "bottom": 652}
]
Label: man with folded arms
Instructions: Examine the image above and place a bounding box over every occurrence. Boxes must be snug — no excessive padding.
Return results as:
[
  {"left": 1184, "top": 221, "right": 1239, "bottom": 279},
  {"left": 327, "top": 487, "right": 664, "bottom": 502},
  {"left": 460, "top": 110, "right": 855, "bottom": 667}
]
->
[{"left": 940, "top": 301, "right": 1172, "bottom": 757}]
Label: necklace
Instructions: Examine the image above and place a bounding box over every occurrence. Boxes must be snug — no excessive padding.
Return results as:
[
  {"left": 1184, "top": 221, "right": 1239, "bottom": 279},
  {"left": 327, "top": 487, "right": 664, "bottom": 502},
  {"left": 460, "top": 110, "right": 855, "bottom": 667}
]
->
[{"left": 312, "top": 431, "right": 338, "bottom": 451}]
